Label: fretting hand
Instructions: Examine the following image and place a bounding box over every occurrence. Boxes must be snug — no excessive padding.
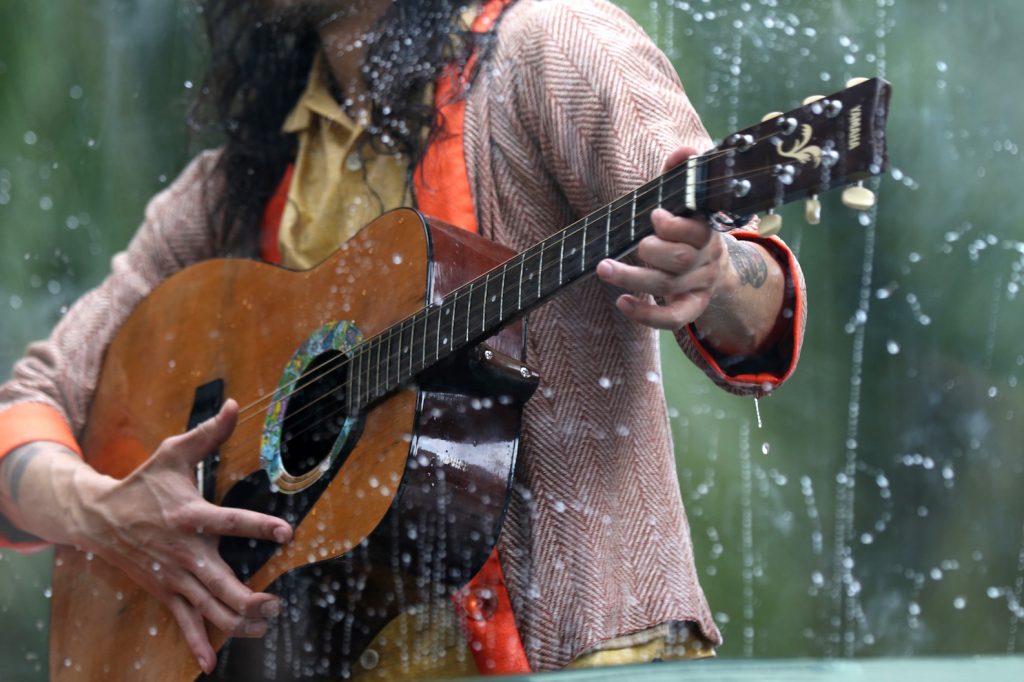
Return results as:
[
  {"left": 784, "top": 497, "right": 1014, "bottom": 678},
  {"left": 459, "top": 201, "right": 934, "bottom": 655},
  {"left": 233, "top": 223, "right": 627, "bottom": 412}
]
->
[{"left": 596, "top": 146, "right": 785, "bottom": 355}]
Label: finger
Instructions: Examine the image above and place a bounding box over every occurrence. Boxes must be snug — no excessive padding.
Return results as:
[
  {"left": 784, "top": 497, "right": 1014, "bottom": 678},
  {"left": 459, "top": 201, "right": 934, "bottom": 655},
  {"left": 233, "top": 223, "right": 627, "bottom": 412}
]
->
[
  {"left": 636, "top": 235, "right": 706, "bottom": 275},
  {"left": 662, "top": 145, "right": 699, "bottom": 172},
  {"left": 165, "top": 594, "right": 217, "bottom": 674},
  {"left": 197, "top": 503, "right": 293, "bottom": 544},
  {"left": 161, "top": 399, "right": 239, "bottom": 469},
  {"left": 175, "top": 567, "right": 271, "bottom": 638},
  {"left": 596, "top": 258, "right": 678, "bottom": 298},
  {"left": 617, "top": 291, "right": 712, "bottom": 330},
  {"left": 650, "top": 208, "right": 713, "bottom": 250},
  {"left": 194, "top": 552, "right": 282, "bottom": 620}
]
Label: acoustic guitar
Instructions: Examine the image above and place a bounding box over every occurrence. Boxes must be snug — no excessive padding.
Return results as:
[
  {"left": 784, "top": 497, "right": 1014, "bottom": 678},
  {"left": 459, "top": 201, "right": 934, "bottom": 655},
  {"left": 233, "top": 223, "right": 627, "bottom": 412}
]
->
[{"left": 49, "top": 77, "right": 891, "bottom": 680}]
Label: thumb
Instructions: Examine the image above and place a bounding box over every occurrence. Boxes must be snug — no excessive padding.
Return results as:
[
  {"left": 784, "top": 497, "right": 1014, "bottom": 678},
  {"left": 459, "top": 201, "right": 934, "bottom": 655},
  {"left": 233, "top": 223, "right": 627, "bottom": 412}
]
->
[{"left": 161, "top": 399, "right": 239, "bottom": 469}]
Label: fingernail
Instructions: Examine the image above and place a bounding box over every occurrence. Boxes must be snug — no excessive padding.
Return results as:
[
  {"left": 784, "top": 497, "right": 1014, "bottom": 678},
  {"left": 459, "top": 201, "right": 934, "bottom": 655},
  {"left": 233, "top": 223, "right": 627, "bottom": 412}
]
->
[
  {"left": 261, "top": 600, "right": 281, "bottom": 618},
  {"left": 273, "top": 526, "right": 290, "bottom": 543}
]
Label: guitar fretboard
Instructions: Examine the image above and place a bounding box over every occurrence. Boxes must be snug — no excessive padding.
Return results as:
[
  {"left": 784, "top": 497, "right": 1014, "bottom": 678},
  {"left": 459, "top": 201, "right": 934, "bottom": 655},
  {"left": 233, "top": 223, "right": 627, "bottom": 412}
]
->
[{"left": 347, "top": 158, "right": 701, "bottom": 410}]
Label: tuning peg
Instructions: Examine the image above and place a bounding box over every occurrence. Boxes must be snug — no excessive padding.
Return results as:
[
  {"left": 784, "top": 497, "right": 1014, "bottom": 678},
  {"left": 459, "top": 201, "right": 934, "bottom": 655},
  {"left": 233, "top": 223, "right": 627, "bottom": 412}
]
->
[
  {"left": 759, "top": 210, "right": 783, "bottom": 237},
  {"left": 802, "top": 95, "right": 825, "bottom": 105},
  {"left": 845, "top": 77, "right": 870, "bottom": 88},
  {"left": 761, "top": 111, "right": 784, "bottom": 122},
  {"left": 805, "top": 195, "right": 821, "bottom": 225},
  {"left": 841, "top": 181, "right": 876, "bottom": 211}
]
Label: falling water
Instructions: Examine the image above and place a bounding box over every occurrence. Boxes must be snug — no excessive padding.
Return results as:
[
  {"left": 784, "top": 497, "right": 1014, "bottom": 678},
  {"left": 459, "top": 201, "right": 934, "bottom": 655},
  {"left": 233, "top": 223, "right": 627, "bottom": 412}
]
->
[{"left": 4, "top": 1, "right": 1024, "bottom": 678}]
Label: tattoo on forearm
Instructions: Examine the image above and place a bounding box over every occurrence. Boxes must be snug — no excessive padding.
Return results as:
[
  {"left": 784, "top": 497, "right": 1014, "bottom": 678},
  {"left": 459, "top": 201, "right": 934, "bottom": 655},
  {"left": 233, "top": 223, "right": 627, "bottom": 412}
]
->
[
  {"left": 726, "top": 238, "right": 768, "bottom": 289},
  {"left": 1, "top": 443, "right": 74, "bottom": 503},
  {"left": 2, "top": 444, "right": 45, "bottom": 503}
]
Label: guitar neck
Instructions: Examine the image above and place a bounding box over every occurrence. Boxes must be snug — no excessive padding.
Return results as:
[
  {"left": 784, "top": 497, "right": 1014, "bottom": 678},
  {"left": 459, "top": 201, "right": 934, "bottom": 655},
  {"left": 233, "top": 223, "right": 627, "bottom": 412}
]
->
[
  {"left": 347, "top": 76, "right": 893, "bottom": 410},
  {"left": 347, "top": 162, "right": 701, "bottom": 410}
]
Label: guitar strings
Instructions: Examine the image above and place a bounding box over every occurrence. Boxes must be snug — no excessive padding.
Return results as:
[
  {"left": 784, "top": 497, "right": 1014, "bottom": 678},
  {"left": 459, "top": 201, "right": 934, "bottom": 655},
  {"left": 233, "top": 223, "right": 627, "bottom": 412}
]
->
[
  {"left": 216, "top": 161, "right": 807, "bottom": 464},
  {"left": 227, "top": 156, "right": 772, "bottom": 428},
  {"left": 228, "top": 119, "right": 806, "bottom": 425},
  {"left": 233, "top": 158, "right": 800, "bottom": 448},
  {"left": 229, "top": 141, "right": 796, "bottom": 426}
]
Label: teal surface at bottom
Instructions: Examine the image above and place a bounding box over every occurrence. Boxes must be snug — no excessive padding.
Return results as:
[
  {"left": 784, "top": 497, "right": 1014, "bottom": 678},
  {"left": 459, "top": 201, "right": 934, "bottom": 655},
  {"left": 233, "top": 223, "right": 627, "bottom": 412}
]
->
[{"left": 440, "top": 656, "right": 1024, "bottom": 681}]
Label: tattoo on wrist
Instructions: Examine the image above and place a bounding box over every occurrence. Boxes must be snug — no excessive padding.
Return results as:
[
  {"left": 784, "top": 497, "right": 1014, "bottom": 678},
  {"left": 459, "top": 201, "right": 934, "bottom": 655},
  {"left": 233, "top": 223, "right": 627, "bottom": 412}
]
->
[{"left": 726, "top": 238, "right": 768, "bottom": 289}]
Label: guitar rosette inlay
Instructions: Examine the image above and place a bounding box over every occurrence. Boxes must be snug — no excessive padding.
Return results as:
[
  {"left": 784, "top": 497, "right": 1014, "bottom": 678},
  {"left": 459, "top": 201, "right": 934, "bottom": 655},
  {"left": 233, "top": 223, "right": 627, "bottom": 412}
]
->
[{"left": 261, "top": 320, "right": 363, "bottom": 493}]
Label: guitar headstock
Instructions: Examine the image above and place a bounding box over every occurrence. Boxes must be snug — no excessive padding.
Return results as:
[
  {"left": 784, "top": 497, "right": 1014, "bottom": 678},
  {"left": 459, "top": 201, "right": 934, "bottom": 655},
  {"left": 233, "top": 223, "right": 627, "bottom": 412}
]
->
[{"left": 698, "top": 77, "right": 892, "bottom": 232}]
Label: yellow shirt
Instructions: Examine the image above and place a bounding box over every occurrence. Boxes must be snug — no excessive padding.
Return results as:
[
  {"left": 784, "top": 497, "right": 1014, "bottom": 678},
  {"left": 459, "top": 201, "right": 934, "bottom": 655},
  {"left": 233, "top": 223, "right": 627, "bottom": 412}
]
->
[{"left": 278, "top": 56, "right": 413, "bottom": 271}]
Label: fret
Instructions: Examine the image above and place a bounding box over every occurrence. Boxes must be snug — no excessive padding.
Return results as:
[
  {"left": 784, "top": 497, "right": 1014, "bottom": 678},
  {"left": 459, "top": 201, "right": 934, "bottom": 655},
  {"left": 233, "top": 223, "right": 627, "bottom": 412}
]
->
[
  {"left": 558, "top": 230, "right": 565, "bottom": 286},
  {"left": 517, "top": 253, "right": 525, "bottom": 312},
  {"left": 629, "top": 189, "right": 637, "bottom": 242},
  {"left": 394, "top": 324, "right": 403, "bottom": 384},
  {"left": 580, "top": 217, "right": 587, "bottom": 273},
  {"left": 536, "top": 243, "right": 544, "bottom": 299},
  {"left": 448, "top": 292, "right": 457, "bottom": 352},
  {"left": 598, "top": 205, "right": 606, "bottom": 256},
  {"left": 497, "top": 264, "right": 507, "bottom": 322},
  {"left": 421, "top": 308, "right": 430, "bottom": 372},
  {"left": 480, "top": 278, "right": 488, "bottom": 333},
  {"left": 685, "top": 156, "right": 698, "bottom": 211},
  {"left": 401, "top": 315, "right": 413, "bottom": 376},
  {"left": 372, "top": 337, "right": 380, "bottom": 401},
  {"left": 364, "top": 343, "right": 372, "bottom": 406},
  {"left": 435, "top": 303, "right": 444, "bottom": 361},
  {"left": 657, "top": 175, "right": 664, "bottom": 207},
  {"left": 384, "top": 329, "right": 392, "bottom": 391}
]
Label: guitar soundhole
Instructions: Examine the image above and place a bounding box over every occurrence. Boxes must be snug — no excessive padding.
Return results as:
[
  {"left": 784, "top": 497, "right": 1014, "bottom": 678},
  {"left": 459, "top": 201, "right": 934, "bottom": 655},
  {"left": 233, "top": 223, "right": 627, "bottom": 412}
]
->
[{"left": 280, "top": 349, "right": 351, "bottom": 477}]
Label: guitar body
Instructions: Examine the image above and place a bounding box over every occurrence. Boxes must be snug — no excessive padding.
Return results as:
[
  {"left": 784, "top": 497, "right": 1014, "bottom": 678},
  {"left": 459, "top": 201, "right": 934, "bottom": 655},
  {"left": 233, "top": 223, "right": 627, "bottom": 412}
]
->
[{"left": 49, "top": 209, "right": 528, "bottom": 680}]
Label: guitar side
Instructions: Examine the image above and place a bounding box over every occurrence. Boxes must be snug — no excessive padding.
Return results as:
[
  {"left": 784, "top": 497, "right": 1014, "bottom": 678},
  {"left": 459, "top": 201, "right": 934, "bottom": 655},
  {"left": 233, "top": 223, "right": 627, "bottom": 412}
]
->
[{"left": 49, "top": 209, "right": 525, "bottom": 680}]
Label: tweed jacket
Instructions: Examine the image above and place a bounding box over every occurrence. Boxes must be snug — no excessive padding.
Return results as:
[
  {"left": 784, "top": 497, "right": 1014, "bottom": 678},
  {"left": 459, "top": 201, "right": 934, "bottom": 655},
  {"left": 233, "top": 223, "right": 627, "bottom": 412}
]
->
[{"left": 0, "top": 0, "right": 805, "bottom": 671}]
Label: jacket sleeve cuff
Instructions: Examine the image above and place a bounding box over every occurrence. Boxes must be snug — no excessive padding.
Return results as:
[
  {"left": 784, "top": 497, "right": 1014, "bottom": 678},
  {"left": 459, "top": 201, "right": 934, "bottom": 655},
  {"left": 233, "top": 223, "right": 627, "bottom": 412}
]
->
[
  {"left": 0, "top": 402, "right": 82, "bottom": 552},
  {"left": 684, "top": 232, "right": 805, "bottom": 393}
]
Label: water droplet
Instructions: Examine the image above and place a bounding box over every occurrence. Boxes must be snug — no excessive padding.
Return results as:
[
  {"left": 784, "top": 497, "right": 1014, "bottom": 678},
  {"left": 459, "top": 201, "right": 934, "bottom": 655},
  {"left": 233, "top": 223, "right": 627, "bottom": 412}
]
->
[
  {"left": 44, "top": 588, "right": 52, "bottom": 599},
  {"left": 953, "top": 596, "right": 966, "bottom": 609},
  {"left": 552, "top": 500, "right": 566, "bottom": 513},
  {"left": 598, "top": 376, "right": 612, "bottom": 389},
  {"left": 886, "top": 340, "right": 900, "bottom": 355},
  {"left": 391, "top": 253, "right": 403, "bottom": 265},
  {"left": 151, "top": 561, "right": 161, "bottom": 572},
  {"left": 148, "top": 626, "right": 158, "bottom": 636},
  {"left": 69, "top": 85, "right": 83, "bottom": 99},
  {"left": 761, "top": 442, "right": 770, "bottom": 456},
  {"left": 24, "top": 130, "right": 37, "bottom": 145}
]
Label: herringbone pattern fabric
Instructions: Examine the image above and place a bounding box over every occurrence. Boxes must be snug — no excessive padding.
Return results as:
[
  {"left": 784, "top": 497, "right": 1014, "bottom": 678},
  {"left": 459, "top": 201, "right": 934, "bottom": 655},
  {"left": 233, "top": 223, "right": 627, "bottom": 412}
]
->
[{"left": 465, "top": 0, "right": 803, "bottom": 669}]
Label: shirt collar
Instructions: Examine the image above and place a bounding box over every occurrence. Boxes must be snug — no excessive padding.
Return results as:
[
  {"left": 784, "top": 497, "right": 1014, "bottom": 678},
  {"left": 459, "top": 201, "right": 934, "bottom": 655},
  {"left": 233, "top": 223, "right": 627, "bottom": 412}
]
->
[{"left": 281, "top": 54, "right": 368, "bottom": 134}]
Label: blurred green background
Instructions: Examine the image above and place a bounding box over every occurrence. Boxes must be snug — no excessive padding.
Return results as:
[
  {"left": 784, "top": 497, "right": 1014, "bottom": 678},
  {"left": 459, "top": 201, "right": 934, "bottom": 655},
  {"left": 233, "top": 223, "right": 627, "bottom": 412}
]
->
[{"left": 2, "top": 0, "right": 1023, "bottom": 679}]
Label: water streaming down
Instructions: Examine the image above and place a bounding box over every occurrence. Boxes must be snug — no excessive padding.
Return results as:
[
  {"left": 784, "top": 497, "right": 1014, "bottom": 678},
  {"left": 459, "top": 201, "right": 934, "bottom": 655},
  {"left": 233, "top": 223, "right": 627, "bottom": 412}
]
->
[{"left": 2, "top": 0, "right": 1024, "bottom": 678}]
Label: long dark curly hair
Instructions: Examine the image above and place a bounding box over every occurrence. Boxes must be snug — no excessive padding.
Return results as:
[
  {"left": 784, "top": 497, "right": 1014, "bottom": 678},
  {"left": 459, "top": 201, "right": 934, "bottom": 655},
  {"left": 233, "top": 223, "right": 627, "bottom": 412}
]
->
[{"left": 191, "top": 1, "right": 501, "bottom": 255}]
